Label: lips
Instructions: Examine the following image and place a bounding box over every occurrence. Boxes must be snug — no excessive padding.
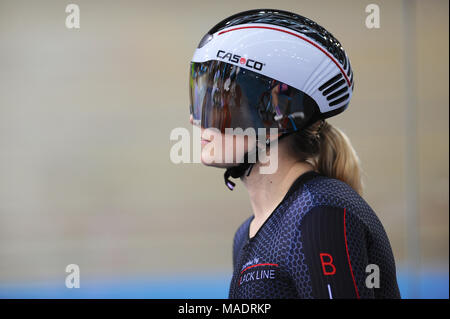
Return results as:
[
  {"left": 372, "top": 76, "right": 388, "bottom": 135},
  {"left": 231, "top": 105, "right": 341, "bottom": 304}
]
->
[
  {"left": 201, "top": 138, "right": 211, "bottom": 145},
  {"left": 201, "top": 128, "right": 216, "bottom": 145}
]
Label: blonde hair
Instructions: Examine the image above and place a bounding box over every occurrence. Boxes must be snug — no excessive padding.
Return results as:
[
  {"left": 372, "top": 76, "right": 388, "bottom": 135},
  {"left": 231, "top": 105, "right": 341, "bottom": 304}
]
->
[{"left": 288, "top": 120, "right": 364, "bottom": 196}]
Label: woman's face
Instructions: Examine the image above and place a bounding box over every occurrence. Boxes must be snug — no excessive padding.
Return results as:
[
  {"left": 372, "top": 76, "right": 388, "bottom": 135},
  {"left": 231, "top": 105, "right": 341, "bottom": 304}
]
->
[{"left": 190, "top": 115, "right": 255, "bottom": 168}]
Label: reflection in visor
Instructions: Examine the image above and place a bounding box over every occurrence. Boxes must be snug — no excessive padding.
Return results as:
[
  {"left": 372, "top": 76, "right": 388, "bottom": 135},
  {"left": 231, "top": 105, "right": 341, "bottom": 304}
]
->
[{"left": 189, "top": 60, "right": 318, "bottom": 134}]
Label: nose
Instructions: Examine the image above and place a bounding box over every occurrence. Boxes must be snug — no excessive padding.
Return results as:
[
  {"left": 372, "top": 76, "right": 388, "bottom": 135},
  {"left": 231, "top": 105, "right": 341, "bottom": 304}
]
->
[{"left": 190, "top": 114, "right": 203, "bottom": 130}]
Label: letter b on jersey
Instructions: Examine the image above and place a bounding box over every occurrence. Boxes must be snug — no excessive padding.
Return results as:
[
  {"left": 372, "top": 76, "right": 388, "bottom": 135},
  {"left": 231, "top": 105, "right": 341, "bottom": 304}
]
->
[{"left": 320, "top": 253, "right": 336, "bottom": 275}]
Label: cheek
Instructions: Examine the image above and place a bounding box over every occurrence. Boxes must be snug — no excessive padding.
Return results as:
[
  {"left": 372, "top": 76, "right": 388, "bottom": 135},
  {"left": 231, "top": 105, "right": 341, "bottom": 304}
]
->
[
  {"left": 200, "top": 134, "right": 257, "bottom": 165},
  {"left": 200, "top": 136, "right": 225, "bottom": 165},
  {"left": 227, "top": 135, "right": 245, "bottom": 162},
  {"left": 223, "top": 134, "right": 255, "bottom": 163}
]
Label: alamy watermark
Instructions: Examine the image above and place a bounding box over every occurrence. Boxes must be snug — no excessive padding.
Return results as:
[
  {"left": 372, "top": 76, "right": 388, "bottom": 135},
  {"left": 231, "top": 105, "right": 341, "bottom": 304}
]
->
[
  {"left": 65, "top": 264, "right": 80, "bottom": 288},
  {"left": 365, "top": 263, "right": 380, "bottom": 289},
  {"left": 365, "top": 4, "right": 380, "bottom": 29},
  {"left": 169, "top": 126, "right": 279, "bottom": 174},
  {"left": 65, "top": 4, "right": 80, "bottom": 29}
]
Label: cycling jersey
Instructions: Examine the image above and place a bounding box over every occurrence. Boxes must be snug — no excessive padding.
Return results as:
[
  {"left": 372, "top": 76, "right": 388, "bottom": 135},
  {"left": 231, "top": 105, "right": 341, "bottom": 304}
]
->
[{"left": 228, "top": 170, "right": 401, "bottom": 299}]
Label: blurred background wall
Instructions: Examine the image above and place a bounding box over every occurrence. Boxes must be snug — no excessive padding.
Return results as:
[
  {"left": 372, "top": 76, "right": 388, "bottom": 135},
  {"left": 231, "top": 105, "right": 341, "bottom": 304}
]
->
[{"left": 0, "top": 0, "right": 448, "bottom": 298}]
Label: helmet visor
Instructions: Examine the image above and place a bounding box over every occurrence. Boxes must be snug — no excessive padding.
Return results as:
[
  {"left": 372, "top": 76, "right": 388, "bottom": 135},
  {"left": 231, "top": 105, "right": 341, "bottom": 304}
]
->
[{"left": 189, "top": 60, "right": 318, "bottom": 134}]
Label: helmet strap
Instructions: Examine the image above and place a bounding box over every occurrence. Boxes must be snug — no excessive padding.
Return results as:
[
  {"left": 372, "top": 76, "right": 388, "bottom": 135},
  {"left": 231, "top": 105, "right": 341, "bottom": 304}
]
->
[{"left": 223, "top": 132, "right": 293, "bottom": 191}]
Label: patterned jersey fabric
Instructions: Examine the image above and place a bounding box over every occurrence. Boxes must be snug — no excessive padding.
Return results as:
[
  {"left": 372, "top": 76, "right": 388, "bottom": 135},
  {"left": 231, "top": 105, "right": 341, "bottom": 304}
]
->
[{"left": 228, "top": 170, "right": 401, "bottom": 299}]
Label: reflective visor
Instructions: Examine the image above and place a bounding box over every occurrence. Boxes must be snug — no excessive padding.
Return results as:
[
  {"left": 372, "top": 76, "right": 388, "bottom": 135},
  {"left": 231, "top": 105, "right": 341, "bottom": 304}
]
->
[{"left": 189, "top": 60, "right": 319, "bottom": 134}]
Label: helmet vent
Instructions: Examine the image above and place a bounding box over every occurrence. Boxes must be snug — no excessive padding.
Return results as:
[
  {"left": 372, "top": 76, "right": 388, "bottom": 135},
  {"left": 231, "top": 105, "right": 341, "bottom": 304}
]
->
[
  {"left": 319, "top": 73, "right": 350, "bottom": 107},
  {"left": 329, "top": 94, "right": 350, "bottom": 106},
  {"left": 318, "top": 73, "right": 342, "bottom": 92},
  {"left": 209, "top": 9, "right": 347, "bottom": 64},
  {"left": 322, "top": 79, "right": 346, "bottom": 95},
  {"left": 326, "top": 87, "right": 348, "bottom": 101}
]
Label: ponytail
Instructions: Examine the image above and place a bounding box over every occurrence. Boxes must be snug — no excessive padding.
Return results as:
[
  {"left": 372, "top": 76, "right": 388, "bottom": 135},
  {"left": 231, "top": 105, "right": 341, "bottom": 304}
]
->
[
  {"left": 287, "top": 120, "right": 364, "bottom": 196},
  {"left": 313, "top": 121, "right": 363, "bottom": 195}
]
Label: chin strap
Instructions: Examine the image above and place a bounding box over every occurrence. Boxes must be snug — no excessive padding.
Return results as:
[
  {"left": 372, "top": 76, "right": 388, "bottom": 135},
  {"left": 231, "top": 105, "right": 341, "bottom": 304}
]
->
[
  {"left": 224, "top": 134, "right": 261, "bottom": 190},
  {"left": 223, "top": 132, "right": 295, "bottom": 191},
  {"left": 224, "top": 162, "right": 252, "bottom": 190}
]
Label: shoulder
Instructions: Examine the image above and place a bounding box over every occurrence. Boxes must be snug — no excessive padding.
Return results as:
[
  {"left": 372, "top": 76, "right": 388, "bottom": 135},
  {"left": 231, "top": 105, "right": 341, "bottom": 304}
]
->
[
  {"left": 284, "top": 174, "right": 376, "bottom": 231},
  {"left": 303, "top": 175, "right": 369, "bottom": 210}
]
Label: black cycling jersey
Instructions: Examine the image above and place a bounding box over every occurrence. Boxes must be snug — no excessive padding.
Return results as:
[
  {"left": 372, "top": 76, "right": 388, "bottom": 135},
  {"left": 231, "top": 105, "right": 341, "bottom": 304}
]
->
[{"left": 228, "top": 171, "right": 401, "bottom": 299}]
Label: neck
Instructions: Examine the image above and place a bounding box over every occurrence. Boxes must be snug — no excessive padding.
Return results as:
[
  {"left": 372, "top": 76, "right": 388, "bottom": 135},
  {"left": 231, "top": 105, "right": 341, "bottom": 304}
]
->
[{"left": 241, "top": 156, "right": 314, "bottom": 222}]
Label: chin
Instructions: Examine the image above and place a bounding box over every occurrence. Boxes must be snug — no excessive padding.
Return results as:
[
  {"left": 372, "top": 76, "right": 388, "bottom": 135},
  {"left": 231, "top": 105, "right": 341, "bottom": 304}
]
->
[
  {"left": 200, "top": 158, "right": 230, "bottom": 168},
  {"left": 200, "top": 153, "right": 241, "bottom": 168},
  {"left": 200, "top": 144, "right": 247, "bottom": 168}
]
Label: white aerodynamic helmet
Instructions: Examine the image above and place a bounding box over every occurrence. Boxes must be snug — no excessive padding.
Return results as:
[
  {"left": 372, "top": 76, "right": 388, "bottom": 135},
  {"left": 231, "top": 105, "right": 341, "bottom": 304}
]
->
[{"left": 189, "top": 9, "right": 354, "bottom": 189}]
